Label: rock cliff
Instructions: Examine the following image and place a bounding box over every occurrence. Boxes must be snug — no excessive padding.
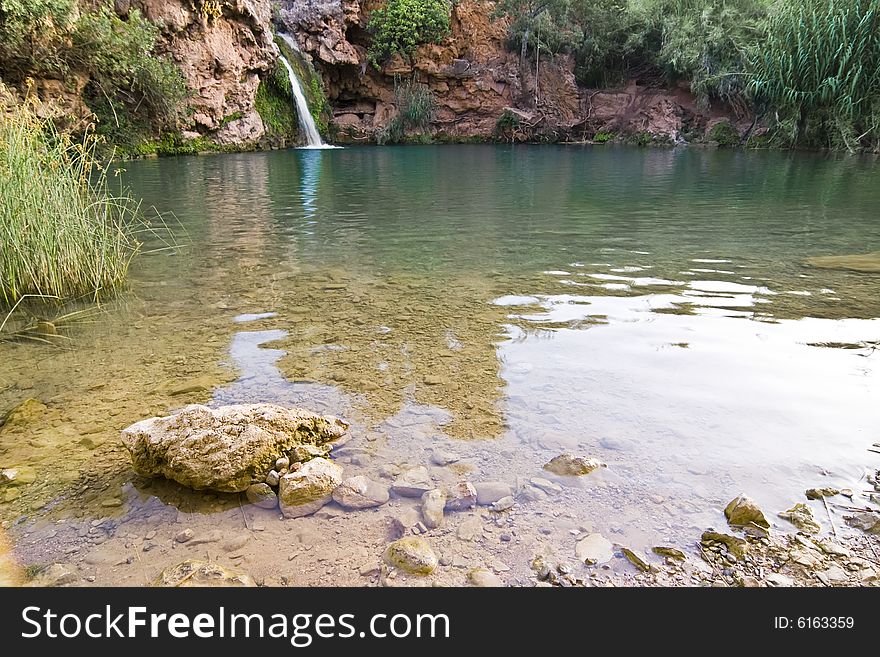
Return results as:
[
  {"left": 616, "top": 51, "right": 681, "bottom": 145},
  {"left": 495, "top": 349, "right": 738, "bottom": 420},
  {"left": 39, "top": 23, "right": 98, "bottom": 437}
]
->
[
  {"left": 279, "top": 0, "right": 746, "bottom": 144},
  {"left": 128, "top": 0, "right": 278, "bottom": 145}
]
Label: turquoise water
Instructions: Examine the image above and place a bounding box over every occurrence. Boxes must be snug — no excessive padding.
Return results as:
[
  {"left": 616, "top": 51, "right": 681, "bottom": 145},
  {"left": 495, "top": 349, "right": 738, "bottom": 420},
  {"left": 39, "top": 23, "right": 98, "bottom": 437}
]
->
[{"left": 2, "top": 145, "right": 879, "bottom": 578}]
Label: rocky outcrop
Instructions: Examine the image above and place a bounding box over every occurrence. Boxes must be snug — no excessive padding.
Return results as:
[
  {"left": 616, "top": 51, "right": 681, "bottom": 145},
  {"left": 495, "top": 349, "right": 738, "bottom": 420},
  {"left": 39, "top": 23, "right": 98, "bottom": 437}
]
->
[
  {"left": 130, "top": 0, "right": 278, "bottom": 144},
  {"left": 279, "top": 0, "right": 748, "bottom": 144},
  {"left": 121, "top": 404, "right": 347, "bottom": 492}
]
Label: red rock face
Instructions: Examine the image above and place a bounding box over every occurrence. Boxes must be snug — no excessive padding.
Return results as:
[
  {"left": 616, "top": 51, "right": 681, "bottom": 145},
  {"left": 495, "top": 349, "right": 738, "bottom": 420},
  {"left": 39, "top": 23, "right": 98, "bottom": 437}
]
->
[
  {"left": 284, "top": 0, "right": 747, "bottom": 143},
  {"left": 133, "top": 0, "right": 278, "bottom": 144}
]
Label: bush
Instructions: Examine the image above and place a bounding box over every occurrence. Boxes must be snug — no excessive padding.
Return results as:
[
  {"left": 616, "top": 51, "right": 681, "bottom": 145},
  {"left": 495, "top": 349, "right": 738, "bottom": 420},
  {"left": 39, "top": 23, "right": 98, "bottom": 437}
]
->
[
  {"left": 747, "top": 0, "right": 880, "bottom": 150},
  {"left": 70, "top": 6, "right": 187, "bottom": 127},
  {"left": 707, "top": 121, "right": 739, "bottom": 146},
  {"left": 376, "top": 78, "right": 436, "bottom": 144},
  {"left": 254, "top": 62, "right": 298, "bottom": 141},
  {"left": 367, "top": 0, "right": 452, "bottom": 66},
  {"left": 0, "top": 100, "right": 140, "bottom": 307}
]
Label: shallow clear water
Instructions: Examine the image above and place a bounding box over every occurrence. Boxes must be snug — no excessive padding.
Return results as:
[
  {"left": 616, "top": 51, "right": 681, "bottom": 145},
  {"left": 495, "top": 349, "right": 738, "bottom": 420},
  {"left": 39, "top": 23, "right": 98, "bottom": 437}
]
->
[{"left": 2, "top": 144, "right": 879, "bottom": 583}]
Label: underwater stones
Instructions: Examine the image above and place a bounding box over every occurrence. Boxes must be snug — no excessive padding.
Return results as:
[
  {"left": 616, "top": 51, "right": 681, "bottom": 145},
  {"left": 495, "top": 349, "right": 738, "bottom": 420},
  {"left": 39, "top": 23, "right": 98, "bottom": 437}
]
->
[
  {"left": 530, "top": 477, "right": 562, "bottom": 494},
  {"left": 383, "top": 537, "right": 438, "bottom": 575},
  {"left": 805, "top": 487, "right": 839, "bottom": 500},
  {"left": 276, "top": 457, "right": 290, "bottom": 471},
  {"left": 265, "top": 469, "right": 280, "bottom": 487},
  {"left": 279, "top": 458, "right": 343, "bottom": 519},
  {"left": 444, "top": 482, "right": 477, "bottom": 511},
  {"left": 845, "top": 512, "right": 880, "bottom": 534},
  {"left": 575, "top": 533, "right": 613, "bottom": 565},
  {"left": 421, "top": 489, "right": 446, "bottom": 529},
  {"left": 121, "top": 404, "right": 347, "bottom": 493},
  {"left": 724, "top": 495, "right": 770, "bottom": 530},
  {"left": 700, "top": 531, "right": 749, "bottom": 560},
  {"left": 778, "top": 503, "right": 820, "bottom": 534},
  {"left": 621, "top": 548, "right": 655, "bottom": 573},
  {"left": 0, "top": 398, "right": 48, "bottom": 432},
  {"left": 467, "top": 568, "right": 504, "bottom": 587},
  {"left": 245, "top": 483, "right": 278, "bottom": 509},
  {"left": 391, "top": 466, "right": 434, "bottom": 498},
  {"left": 0, "top": 469, "right": 18, "bottom": 486},
  {"left": 154, "top": 560, "right": 256, "bottom": 587},
  {"left": 652, "top": 546, "right": 686, "bottom": 561},
  {"left": 490, "top": 496, "right": 515, "bottom": 512},
  {"left": 174, "top": 528, "right": 195, "bottom": 543},
  {"left": 805, "top": 251, "right": 880, "bottom": 273},
  {"left": 474, "top": 481, "right": 512, "bottom": 506},
  {"left": 543, "top": 454, "right": 606, "bottom": 477},
  {"left": 332, "top": 476, "right": 390, "bottom": 509}
]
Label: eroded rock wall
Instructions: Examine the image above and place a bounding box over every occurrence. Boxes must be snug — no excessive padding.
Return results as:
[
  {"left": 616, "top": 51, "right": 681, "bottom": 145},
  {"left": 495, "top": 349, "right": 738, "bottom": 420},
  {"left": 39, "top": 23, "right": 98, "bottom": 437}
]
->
[
  {"left": 280, "top": 0, "right": 748, "bottom": 143},
  {"left": 129, "top": 0, "right": 278, "bottom": 144}
]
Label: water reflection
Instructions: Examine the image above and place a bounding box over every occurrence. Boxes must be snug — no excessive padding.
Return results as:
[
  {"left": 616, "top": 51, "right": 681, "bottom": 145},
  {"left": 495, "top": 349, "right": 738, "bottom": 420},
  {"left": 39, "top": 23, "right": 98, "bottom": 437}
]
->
[{"left": 297, "top": 149, "right": 323, "bottom": 222}]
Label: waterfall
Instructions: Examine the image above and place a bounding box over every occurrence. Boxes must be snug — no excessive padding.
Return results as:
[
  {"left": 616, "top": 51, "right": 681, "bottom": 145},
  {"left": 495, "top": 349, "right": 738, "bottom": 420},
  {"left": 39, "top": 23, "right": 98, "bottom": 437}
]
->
[{"left": 277, "top": 33, "right": 328, "bottom": 149}]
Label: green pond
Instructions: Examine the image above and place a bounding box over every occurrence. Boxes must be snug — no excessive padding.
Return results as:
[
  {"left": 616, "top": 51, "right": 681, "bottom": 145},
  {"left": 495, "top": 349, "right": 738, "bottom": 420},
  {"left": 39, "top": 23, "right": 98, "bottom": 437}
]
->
[{"left": 1, "top": 144, "right": 879, "bottom": 584}]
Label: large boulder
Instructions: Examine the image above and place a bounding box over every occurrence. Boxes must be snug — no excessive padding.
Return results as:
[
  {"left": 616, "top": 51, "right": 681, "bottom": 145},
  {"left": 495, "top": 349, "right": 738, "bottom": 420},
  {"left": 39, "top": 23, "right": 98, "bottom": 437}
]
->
[
  {"left": 121, "top": 404, "right": 347, "bottom": 492},
  {"left": 278, "top": 457, "right": 343, "bottom": 518}
]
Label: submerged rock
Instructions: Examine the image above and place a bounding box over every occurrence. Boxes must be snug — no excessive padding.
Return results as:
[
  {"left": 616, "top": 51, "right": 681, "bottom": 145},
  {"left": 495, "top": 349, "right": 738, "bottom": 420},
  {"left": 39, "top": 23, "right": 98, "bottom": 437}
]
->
[
  {"left": 121, "top": 404, "right": 347, "bottom": 493},
  {"left": 332, "top": 476, "right": 389, "bottom": 509},
  {"left": 845, "top": 512, "right": 880, "bottom": 534},
  {"left": 724, "top": 494, "right": 770, "bottom": 530},
  {"left": 0, "top": 398, "right": 48, "bottom": 432},
  {"left": 391, "top": 467, "right": 434, "bottom": 498},
  {"left": 153, "top": 560, "right": 256, "bottom": 587},
  {"left": 805, "top": 251, "right": 880, "bottom": 273},
  {"left": 279, "top": 457, "right": 343, "bottom": 518},
  {"left": 421, "top": 489, "right": 446, "bottom": 529},
  {"left": 621, "top": 548, "right": 655, "bottom": 573},
  {"left": 467, "top": 568, "right": 504, "bottom": 587},
  {"left": 245, "top": 483, "right": 278, "bottom": 509},
  {"left": 575, "top": 533, "right": 613, "bottom": 565},
  {"left": 474, "top": 481, "right": 512, "bottom": 506},
  {"left": 652, "top": 546, "right": 686, "bottom": 561},
  {"left": 700, "top": 531, "right": 749, "bottom": 560},
  {"left": 543, "top": 454, "right": 606, "bottom": 477},
  {"left": 805, "top": 487, "right": 839, "bottom": 500},
  {"left": 778, "top": 503, "right": 820, "bottom": 534},
  {"left": 444, "top": 482, "right": 477, "bottom": 510},
  {"left": 383, "top": 537, "right": 438, "bottom": 575}
]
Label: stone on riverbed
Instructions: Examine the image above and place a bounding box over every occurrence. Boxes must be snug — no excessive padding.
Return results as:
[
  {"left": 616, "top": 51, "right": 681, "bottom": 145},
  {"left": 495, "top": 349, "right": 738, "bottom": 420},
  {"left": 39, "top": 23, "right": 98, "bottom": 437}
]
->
[
  {"left": 444, "top": 482, "right": 477, "bottom": 510},
  {"left": 391, "top": 467, "right": 434, "bottom": 498},
  {"left": 383, "top": 537, "right": 438, "bottom": 575},
  {"left": 474, "top": 481, "right": 512, "bottom": 506},
  {"left": 246, "top": 483, "right": 278, "bottom": 509},
  {"left": 154, "top": 560, "right": 256, "bottom": 587},
  {"left": 575, "top": 533, "right": 613, "bottom": 565},
  {"left": 543, "top": 454, "right": 606, "bottom": 477},
  {"left": 279, "top": 458, "right": 343, "bottom": 518},
  {"left": 332, "top": 476, "right": 390, "bottom": 509},
  {"left": 421, "top": 489, "right": 446, "bottom": 528},
  {"left": 724, "top": 494, "right": 770, "bottom": 530},
  {"left": 121, "top": 404, "right": 347, "bottom": 493},
  {"left": 805, "top": 487, "right": 839, "bottom": 500},
  {"left": 778, "top": 503, "right": 820, "bottom": 534}
]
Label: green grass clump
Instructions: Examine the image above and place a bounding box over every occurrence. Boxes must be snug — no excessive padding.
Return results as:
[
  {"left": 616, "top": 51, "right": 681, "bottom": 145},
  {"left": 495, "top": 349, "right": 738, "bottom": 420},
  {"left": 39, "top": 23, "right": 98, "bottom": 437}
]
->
[
  {"left": 255, "top": 62, "right": 297, "bottom": 142},
  {"left": 707, "top": 121, "right": 739, "bottom": 146},
  {"left": 0, "top": 102, "right": 141, "bottom": 307}
]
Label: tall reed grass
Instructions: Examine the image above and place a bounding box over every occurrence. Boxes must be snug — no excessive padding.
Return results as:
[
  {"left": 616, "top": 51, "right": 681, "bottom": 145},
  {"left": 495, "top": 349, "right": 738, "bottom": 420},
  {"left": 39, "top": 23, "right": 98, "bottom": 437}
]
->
[{"left": 0, "top": 99, "right": 141, "bottom": 308}]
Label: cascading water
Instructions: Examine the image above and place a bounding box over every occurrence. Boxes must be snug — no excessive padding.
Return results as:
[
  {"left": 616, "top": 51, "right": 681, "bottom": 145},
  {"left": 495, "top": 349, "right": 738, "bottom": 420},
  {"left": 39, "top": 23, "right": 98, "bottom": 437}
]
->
[{"left": 277, "top": 33, "right": 329, "bottom": 149}]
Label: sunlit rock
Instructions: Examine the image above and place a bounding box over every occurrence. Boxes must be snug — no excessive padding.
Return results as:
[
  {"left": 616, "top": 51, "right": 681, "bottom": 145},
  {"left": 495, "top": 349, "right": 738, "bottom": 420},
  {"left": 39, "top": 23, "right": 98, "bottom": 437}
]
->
[{"left": 121, "top": 403, "right": 347, "bottom": 492}]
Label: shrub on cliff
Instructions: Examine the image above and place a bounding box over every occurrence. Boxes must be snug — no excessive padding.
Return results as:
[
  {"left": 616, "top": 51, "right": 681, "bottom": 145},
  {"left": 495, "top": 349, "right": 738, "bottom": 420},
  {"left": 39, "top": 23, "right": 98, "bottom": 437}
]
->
[
  {"left": 0, "top": 1, "right": 186, "bottom": 133},
  {"left": 0, "top": 99, "right": 140, "bottom": 308},
  {"left": 367, "top": 0, "right": 452, "bottom": 66}
]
